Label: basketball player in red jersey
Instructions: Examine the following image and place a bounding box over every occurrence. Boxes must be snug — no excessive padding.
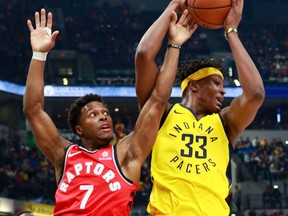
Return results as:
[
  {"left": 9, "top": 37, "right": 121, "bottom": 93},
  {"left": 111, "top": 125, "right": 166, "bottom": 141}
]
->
[
  {"left": 23, "top": 8, "right": 197, "bottom": 216},
  {"left": 135, "top": 0, "right": 265, "bottom": 215}
]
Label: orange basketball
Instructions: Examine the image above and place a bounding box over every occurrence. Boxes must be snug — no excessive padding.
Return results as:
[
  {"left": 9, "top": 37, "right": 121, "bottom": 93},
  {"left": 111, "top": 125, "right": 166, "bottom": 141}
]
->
[{"left": 187, "top": 0, "right": 232, "bottom": 29}]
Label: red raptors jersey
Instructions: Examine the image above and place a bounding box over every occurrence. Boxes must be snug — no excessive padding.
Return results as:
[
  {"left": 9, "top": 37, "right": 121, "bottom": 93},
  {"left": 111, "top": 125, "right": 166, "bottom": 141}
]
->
[{"left": 54, "top": 144, "right": 138, "bottom": 216}]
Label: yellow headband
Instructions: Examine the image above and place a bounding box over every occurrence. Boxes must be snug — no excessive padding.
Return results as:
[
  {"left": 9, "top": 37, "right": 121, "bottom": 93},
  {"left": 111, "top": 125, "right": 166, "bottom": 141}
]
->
[{"left": 180, "top": 67, "right": 224, "bottom": 93}]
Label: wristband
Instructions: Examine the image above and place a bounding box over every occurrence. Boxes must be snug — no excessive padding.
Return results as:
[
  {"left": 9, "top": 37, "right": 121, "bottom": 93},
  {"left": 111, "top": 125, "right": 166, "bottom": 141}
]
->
[
  {"left": 32, "top": 51, "right": 48, "bottom": 61},
  {"left": 168, "top": 44, "right": 181, "bottom": 49},
  {"left": 224, "top": 28, "right": 238, "bottom": 41}
]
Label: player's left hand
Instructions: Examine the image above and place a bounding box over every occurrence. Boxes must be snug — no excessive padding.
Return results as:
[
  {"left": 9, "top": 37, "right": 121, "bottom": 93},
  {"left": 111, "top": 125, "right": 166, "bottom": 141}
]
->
[
  {"left": 168, "top": 9, "right": 198, "bottom": 46},
  {"left": 224, "top": 0, "right": 243, "bottom": 30}
]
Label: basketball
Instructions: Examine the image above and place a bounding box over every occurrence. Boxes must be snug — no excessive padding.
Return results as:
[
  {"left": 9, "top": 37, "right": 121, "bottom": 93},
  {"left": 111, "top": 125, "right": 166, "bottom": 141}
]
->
[{"left": 187, "top": 0, "right": 232, "bottom": 29}]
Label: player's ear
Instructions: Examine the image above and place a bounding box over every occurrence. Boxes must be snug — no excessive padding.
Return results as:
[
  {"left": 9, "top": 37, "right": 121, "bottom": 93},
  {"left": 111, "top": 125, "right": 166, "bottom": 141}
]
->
[
  {"left": 75, "top": 125, "right": 82, "bottom": 136},
  {"left": 189, "top": 80, "right": 198, "bottom": 92}
]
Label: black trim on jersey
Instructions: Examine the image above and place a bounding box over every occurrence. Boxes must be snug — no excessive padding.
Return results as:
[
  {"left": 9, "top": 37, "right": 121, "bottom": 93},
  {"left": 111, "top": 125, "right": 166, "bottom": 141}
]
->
[
  {"left": 113, "top": 145, "right": 134, "bottom": 184},
  {"left": 218, "top": 112, "right": 233, "bottom": 187},
  {"left": 179, "top": 103, "right": 199, "bottom": 120},
  {"left": 58, "top": 144, "right": 75, "bottom": 185},
  {"left": 226, "top": 143, "right": 233, "bottom": 187},
  {"left": 78, "top": 145, "right": 99, "bottom": 153},
  {"left": 159, "top": 104, "right": 174, "bottom": 128}
]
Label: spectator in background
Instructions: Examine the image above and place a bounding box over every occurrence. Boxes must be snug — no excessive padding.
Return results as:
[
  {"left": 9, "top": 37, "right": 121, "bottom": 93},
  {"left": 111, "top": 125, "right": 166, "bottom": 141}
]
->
[
  {"left": 248, "top": 208, "right": 257, "bottom": 216},
  {"left": 259, "top": 210, "right": 268, "bottom": 216},
  {"left": 234, "top": 184, "right": 242, "bottom": 212},
  {"left": 252, "top": 135, "right": 260, "bottom": 148},
  {"left": 271, "top": 186, "right": 282, "bottom": 208},
  {"left": 263, "top": 185, "right": 273, "bottom": 208},
  {"left": 114, "top": 117, "right": 127, "bottom": 141}
]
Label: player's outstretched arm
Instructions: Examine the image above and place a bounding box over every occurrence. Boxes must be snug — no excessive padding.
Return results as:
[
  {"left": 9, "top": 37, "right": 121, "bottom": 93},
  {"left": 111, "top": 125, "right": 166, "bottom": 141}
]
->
[
  {"left": 23, "top": 9, "right": 69, "bottom": 175},
  {"left": 121, "top": 10, "right": 197, "bottom": 183},
  {"left": 135, "top": 0, "right": 186, "bottom": 110},
  {"left": 222, "top": 0, "right": 265, "bottom": 146}
]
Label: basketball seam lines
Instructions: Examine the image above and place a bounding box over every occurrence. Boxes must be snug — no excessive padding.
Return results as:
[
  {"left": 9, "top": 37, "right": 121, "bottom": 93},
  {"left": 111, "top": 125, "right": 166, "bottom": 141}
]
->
[{"left": 188, "top": 6, "right": 231, "bottom": 9}]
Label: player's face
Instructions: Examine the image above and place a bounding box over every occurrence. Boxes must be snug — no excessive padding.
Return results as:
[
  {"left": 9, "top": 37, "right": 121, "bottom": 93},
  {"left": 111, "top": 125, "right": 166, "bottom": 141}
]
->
[
  {"left": 77, "top": 101, "right": 113, "bottom": 145},
  {"left": 198, "top": 75, "right": 226, "bottom": 113}
]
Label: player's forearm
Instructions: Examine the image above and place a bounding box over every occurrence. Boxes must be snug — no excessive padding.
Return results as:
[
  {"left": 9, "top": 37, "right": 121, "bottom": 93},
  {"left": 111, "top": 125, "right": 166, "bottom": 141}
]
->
[
  {"left": 135, "top": 2, "right": 181, "bottom": 110},
  {"left": 136, "top": 1, "right": 181, "bottom": 59},
  {"left": 153, "top": 46, "right": 180, "bottom": 101},
  {"left": 23, "top": 59, "right": 46, "bottom": 116},
  {"left": 229, "top": 33, "right": 265, "bottom": 100}
]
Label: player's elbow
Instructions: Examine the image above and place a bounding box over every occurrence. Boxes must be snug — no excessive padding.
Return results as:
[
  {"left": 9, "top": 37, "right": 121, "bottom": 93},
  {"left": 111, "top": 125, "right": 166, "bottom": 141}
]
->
[
  {"left": 135, "top": 42, "right": 154, "bottom": 63},
  {"left": 250, "top": 86, "right": 265, "bottom": 105},
  {"left": 23, "top": 105, "right": 33, "bottom": 120},
  {"left": 23, "top": 102, "right": 42, "bottom": 120},
  {"left": 152, "top": 89, "right": 170, "bottom": 106},
  {"left": 256, "top": 86, "right": 265, "bottom": 102}
]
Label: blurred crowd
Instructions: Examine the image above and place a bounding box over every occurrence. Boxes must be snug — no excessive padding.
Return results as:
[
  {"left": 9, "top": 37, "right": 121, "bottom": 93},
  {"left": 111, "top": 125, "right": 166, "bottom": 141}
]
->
[
  {"left": 236, "top": 136, "right": 288, "bottom": 182},
  {"left": 249, "top": 209, "right": 286, "bottom": 216},
  {"left": 0, "top": 0, "right": 287, "bottom": 86},
  {"left": 0, "top": 129, "right": 56, "bottom": 204}
]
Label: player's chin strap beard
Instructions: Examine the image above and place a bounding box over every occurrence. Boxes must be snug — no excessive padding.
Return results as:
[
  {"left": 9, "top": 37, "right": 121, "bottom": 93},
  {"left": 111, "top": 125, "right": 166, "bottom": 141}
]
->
[{"left": 180, "top": 67, "right": 224, "bottom": 93}]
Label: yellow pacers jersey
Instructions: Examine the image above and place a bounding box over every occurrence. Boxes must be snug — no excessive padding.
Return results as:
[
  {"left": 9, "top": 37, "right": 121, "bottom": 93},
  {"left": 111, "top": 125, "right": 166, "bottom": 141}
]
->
[{"left": 147, "top": 103, "right": 232, "bottom": 216}]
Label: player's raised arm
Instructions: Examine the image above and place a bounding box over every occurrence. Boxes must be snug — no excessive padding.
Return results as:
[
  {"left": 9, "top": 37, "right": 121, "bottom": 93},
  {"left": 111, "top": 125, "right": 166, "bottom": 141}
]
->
[
  {"left": 135, "top": 0, "right": 186, "bottom": 110},
  {"left": 23, "top": 9, "right": 69, "bottom": 175},
  {"left": 120, "top": 10, "right": 197, "bottom": 183},
  {"left": 221, "top": 0, "right": 265, "bottom": 145}
]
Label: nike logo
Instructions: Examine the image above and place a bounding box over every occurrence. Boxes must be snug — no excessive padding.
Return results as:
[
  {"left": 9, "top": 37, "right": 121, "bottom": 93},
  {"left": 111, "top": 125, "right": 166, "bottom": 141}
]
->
[
  {"left": 174, "top": 110, "right": 184, "bottom": 114},
  {"left": 67, "top": 151, "right": 81, "bottom": 157}
]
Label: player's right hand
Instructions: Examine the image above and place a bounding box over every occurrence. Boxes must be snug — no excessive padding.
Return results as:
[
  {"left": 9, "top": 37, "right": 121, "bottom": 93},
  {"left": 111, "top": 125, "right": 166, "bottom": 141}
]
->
[{"left": 27, "top": 8, "right": 59, "bottom": 52}]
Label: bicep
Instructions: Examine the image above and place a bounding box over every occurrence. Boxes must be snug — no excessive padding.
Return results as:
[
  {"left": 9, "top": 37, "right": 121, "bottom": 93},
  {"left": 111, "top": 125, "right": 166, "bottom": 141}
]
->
[
  {"left": 223, "top": 95, "right": 262, "bottom": 143},
  {"left": 130, "top": 98, "right": 165, "bottom": 165}
]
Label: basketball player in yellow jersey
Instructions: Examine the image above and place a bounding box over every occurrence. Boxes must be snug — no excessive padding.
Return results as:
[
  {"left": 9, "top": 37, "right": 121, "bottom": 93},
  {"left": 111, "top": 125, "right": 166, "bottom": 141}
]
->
[{"left": 135, "top": 0, "right": 265, "bottom": 215}]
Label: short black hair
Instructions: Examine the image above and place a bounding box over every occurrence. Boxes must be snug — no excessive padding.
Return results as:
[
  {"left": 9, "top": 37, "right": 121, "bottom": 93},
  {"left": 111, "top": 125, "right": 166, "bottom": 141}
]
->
[
  {"left": 67, "top": 93, "right": 106, "bottom": 134},
  {"left": 176, "top": 57, "right": 229, "bottom": 85}
]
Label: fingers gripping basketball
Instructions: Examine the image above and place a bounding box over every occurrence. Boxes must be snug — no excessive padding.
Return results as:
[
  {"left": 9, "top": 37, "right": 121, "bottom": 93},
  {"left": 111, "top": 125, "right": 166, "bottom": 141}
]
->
[{"left": 187, "top": 0, "right": 232, "bottom": 29}]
